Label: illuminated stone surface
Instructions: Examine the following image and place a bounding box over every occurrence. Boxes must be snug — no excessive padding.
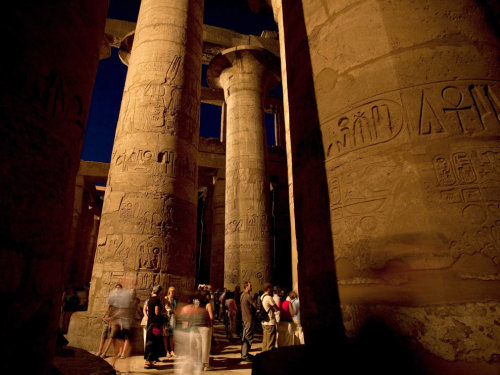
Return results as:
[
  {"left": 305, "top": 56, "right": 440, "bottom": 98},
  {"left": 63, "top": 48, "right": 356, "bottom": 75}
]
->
[
  {"left": 208, "top": 46, "right": 281, "bottom": 290},
  {"left": 67, "top": 0, "right": 204, "bottom": 352}
]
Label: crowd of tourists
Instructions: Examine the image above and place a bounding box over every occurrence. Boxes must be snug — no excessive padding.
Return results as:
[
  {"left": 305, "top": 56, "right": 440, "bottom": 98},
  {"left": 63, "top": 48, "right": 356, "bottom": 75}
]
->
[{"left": 94, "top": 281, "right": 303, "bottom": 371}]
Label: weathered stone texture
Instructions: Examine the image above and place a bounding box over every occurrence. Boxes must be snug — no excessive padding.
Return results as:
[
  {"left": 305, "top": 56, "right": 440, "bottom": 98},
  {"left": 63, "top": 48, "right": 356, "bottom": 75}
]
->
[
  {"left": 294, "top": 0, "right": 500, "bottom": 369},
  {"left": 342, "top": 302, "right": 500, "bottom": 362},
  {"left": 67, "top": 0, "right": 203, "bottom": 352},
  {"left": 208, "top": 46, "right": 281, "bottom": 290}
]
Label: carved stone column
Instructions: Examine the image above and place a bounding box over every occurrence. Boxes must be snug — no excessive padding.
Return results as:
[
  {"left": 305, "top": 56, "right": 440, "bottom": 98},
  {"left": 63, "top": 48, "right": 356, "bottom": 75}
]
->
[
  {"left": 209, "top": 172, "right": 225, "bottom": 289},
  {"left": 208, "top": 46, "right": 280, "bottom": 290},
  {"left": 0, "top": 2, "right": 107, "bottom": 373},
  {"left": 67, "top": 0, "right": 203, "bottom": 352},
  {"left": 273, "top": 0, "right": 500, "bottom": 373}
]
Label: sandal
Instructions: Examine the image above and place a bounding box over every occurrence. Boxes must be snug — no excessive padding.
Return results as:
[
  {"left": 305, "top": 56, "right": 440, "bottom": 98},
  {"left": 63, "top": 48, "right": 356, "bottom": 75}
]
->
[{"left": 144, "top": 362, "right": 154, "bottom": 369}]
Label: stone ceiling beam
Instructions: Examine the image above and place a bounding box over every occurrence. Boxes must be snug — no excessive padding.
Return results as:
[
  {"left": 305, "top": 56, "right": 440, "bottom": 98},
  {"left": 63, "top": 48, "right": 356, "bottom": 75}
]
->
[{"left": 102, "top": 18, "right": 279, "bottom": 65}]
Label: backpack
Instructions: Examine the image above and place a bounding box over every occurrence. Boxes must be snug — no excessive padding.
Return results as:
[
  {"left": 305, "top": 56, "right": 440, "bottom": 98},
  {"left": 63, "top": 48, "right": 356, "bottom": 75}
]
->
[{"left": 257, "top": 295, "right": 271, "bottom": 322}]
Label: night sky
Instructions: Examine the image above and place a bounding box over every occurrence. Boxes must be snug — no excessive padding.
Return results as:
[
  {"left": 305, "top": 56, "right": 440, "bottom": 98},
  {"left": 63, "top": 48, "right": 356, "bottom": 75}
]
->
[{"left": 81, "top": 0, "right": 280, "bottom": 163}]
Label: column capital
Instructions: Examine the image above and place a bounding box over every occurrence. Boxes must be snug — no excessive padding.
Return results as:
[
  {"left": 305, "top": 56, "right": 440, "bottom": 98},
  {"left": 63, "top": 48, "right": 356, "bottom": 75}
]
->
[{"left": 207, "top": 45, "right": 281, "bottom": 95}]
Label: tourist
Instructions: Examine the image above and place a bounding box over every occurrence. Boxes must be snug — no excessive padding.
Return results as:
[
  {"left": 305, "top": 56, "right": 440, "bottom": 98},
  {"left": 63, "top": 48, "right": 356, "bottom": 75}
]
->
[
  {"left": 234, "top": 285, "right": 242, "bottom": 334},
  {"left": 95, "top": 315, "right": 112, "bottom": 358},
  {"left": 141, "top": 297, "right": 149, "bottom": 350},
  {"left": 163, "top": 286, "right": 177, "bottom": 359},
  {"left": 289, "top": 291, "right": 304, "bottom": 345},
  {"left": 144, "top": 285, "right": 163, "bottom": 369},
  {"left": 225, "top": 291, "right": 238, "bottom": 341},
  {"left": 219, "top": 288, "right": 227, "bottom": 323},
  {"left": 277, "top": 292, "right": 294, "bottom": 347},
  {"left": 240, "top": 281, "right": 257, "bottom": 362},
  {"left": 199, "top": 291, "right": 214, "bottom": 371},
  {"left": 96, "top": 283, "right": 123, "bottom": 358},
  {"left": 114, "top": 287, "right": 136, "bottom": 359},
  {"left": 214, "top": 289, "right": 221, "bottom": 321},
  {"left": 175, "top": 293, "right": 207, "bottom": 375},
  {"left": 261, "top": 284, "right": 279, "bottom": 352}
]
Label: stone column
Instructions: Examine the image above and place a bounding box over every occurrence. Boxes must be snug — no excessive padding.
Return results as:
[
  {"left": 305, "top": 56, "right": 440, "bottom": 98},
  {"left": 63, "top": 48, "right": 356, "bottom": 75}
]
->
[
  {"left": 267, "top": 1, "right": 346, "bottom": 350},
  {"left": 278, "top": 0, "right": 500, "bottom": 373},
  {"left": 209, "top": 173, "right": 226, "bottom": 289},
  {"left": 0, "top": 2, "right": 108, "bottom": 374},
  {"left": 207, "top": 46, "right": 280, "bottom": 290},
  {"left": 67, "top": 0, "right": 204, "bottom": 352}
]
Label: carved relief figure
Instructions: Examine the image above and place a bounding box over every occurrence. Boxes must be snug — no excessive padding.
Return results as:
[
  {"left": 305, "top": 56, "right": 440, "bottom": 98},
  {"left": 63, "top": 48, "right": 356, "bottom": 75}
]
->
[{"left": 138, "top": 238, "right": 163, "bottom": 271}]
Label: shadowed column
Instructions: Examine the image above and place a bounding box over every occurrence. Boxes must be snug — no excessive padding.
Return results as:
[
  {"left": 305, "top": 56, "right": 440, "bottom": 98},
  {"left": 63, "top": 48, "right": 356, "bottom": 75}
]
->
[
  {"left": 208, "top": 46, "right": 280, "bottom": 290},
  {"left": 209, "top": 172, "right": 226, "bottom": 289},
  {"left": 0, "top": 2, "right": 108, "bottom": 374}
]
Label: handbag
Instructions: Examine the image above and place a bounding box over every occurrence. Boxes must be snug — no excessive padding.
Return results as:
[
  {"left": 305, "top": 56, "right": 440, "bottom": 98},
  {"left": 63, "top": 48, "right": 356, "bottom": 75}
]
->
[{"left": 140, "top": 315, "right": 148, "bottom": 327}]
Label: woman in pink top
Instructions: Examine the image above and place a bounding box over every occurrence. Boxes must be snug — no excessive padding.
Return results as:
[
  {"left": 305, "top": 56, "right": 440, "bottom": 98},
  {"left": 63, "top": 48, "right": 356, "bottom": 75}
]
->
[{"left": 277, "top": 293, "right": 294, "bottom": 347}]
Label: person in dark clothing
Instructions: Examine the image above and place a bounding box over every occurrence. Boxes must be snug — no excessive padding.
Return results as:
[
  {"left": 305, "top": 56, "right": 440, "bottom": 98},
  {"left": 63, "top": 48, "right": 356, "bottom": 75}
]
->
[
  {"left": 240, "top": 281, "right": 257, "bottom": 362},
  {"left": 144, "top": 285, "right": 163, "bottom": 369}
]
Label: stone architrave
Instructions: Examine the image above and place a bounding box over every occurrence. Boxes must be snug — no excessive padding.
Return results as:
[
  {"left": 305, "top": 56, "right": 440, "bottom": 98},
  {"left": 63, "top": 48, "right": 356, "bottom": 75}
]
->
[
  {"left": 0, "top": 2, "right": 108, "bottom": 373},
  {"left": 207, "top": 46, "right": 281, "bottom": 290},
  {"left": 67, "top": 0, "right": 204, "bottom": 352}
]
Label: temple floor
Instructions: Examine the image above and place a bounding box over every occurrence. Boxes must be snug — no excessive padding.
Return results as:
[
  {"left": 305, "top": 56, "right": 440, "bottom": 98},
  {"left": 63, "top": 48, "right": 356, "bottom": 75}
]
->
[{"left": 55, "top": 322, "right": 260, "bottom": 375}]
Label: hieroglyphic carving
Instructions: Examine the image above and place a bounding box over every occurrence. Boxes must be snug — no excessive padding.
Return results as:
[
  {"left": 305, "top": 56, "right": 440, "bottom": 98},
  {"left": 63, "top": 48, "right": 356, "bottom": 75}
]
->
[
  {"left": 327, "top": 157, "right": 400, "bottom": 268},
  {"left": 434, "top": 148, "right": 500, "bottom": 202},
  {"left": 111, "top": 146, "right": 196, "bottom": 182},
  {"left": 137, "top": 237, "right": 163, "bottom": 271},
  {"left": 118, "top": 55, "right": 181, "bottom": 134},
  {"left": 403, "top": 81, "right": 500, "bottom": 136},
  {"left": 226, "top": 157, "right": 268, "bottom": 213},
  {"left": 95, "top": 234, "right": 124, "bottom": 264},
  {"left": 433, "top": 147, "right": 500, "bottom": 263},
  {"left": 324, "top": 81, "right": 500, "bottom": 160},
  {"left": 225, "top": 214, "right": 271, "bottom": 239},
  {"left": 115, "top": 194, "right": 182, "bottom": 237},
  {"left": 325, "top": 100, "right": 404, "bottom": 157},
  {"left": 136, "top": 272, "right": 160, "bottom": 290}
]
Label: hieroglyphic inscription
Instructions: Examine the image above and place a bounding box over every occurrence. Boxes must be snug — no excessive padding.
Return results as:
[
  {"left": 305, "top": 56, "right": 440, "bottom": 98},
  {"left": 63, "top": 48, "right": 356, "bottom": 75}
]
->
[
  {"left": 434, "top": 148, "right": 500, "bottom": 262},
  {"left": 111, "top": 146, "right": 196, "bottom": 182},
  {"left": 404, "top": 81, "right": 500, "bottom": 136},
  {"left": 137, "top": 237, "right": 164, "bottom": 271},
  {"left": 325, "top": 99, "right": 403, "bottom": 157},
  {"left": 119, "top": 55, "right": 181, "bottom": 133},
  {"left": 225, "top": 214, "right": 271, "bottom": 239},
  {"left": 327, "top": 158, "right": 400, "bottom": 268},
  {"left": 117, "top": 195, "right": 181, "bottom": 237},
  {"left": 117, "top": 54, "right": 199, "bottom": 142},
  {"left": 226, "top": 157, "right": 267, "bottom": 213},
  {"left": 95, "top": 234, "right": 124, "bottom": 264},
  {"left": 325, "top": 81, "right": 500, "bottom": 160}
]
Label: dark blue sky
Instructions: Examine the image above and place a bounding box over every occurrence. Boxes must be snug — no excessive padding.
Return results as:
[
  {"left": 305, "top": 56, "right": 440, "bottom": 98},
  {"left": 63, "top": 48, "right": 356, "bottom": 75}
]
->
[{"left": 81, "top": 0, "right": 279, "bottom": 162}]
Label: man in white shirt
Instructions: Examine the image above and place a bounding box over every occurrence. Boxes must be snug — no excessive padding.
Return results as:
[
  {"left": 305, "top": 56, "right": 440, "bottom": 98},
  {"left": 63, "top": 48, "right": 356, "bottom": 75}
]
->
[{"left": 261, "top": 284, "right": 279, "bottom": 352}]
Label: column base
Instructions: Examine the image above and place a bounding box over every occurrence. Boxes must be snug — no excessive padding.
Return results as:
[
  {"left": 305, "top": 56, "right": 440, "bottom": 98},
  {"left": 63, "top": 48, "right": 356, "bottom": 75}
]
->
[{"left": 66, "top": 312, "right": 145, "bottom": 356}]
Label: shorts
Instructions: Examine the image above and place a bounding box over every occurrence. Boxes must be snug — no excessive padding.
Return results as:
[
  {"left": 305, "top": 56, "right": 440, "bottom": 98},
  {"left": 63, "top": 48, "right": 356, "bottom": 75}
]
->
[
  {"left": 101, "top": 323, "right": 110, "bottom": 339},
  {"left": 110, "top": 323, "right": 122, "bottom": 339},
  {"left": 121, "top": 328, "right": 132, "bottom": 340}
]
